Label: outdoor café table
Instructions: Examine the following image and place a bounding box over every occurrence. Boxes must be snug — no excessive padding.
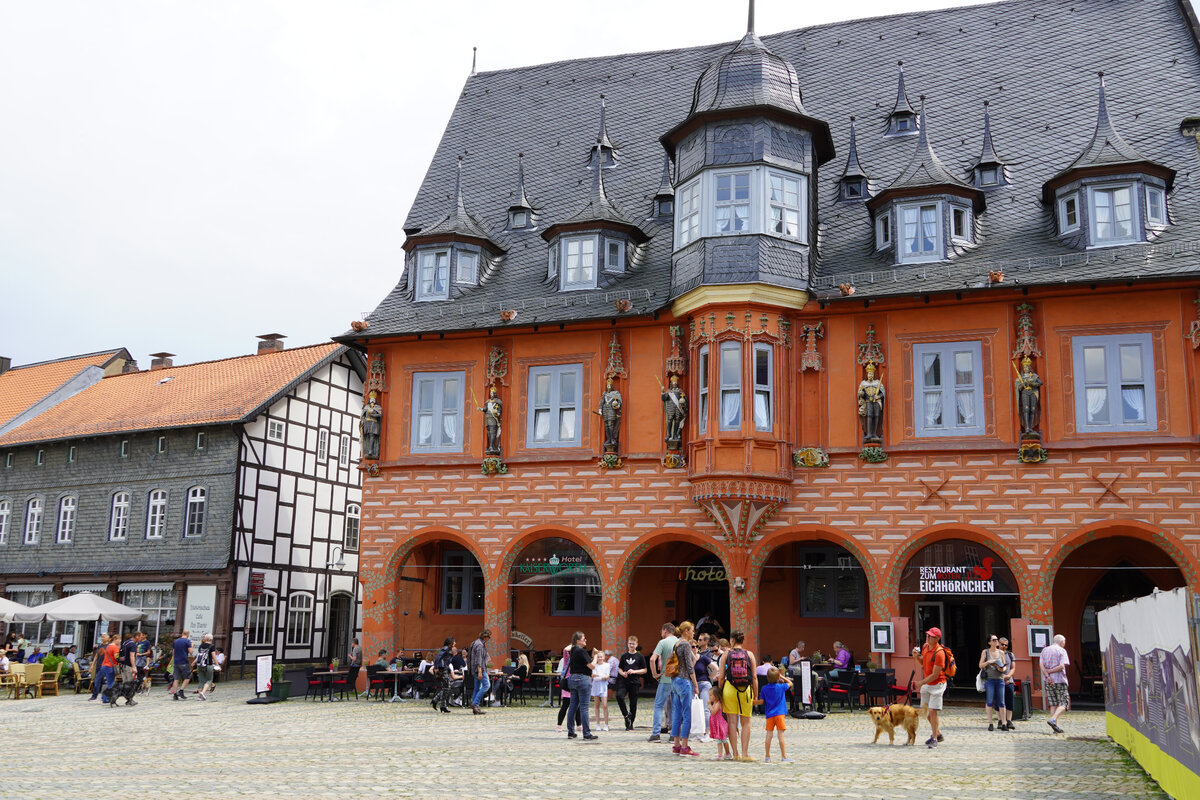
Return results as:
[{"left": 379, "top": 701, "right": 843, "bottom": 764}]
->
[
  {"left": 525, "top": 670, "right": 556, "bottom": 707},
  {"left": 379, "top": 669, "right": 416, "bottom": 702},
  {"left": 311, "top": 670, "right": 346, "bottom": 702}
]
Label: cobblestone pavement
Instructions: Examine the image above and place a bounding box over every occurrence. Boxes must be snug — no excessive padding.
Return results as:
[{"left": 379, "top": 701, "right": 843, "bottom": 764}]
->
[{"left": 7, "top": 682, "right": 1167, "bottom": 799}]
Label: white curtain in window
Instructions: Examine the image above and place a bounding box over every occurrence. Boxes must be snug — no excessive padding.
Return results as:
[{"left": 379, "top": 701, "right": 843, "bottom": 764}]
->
[
  {"left": 924, "top": 392, "right": 943, "bottom": 427},
  {"left": 754, "top": 393, "right": 770, "bottom": 429},
  {"left": 417, "top": 414, "right": 433, "bottom": 445},
  {"left": 722, "top": 392, "right": 741, "bottom": 427},
  {"left": 559, "top": 409, "right": 576, "bottom": 441},
  {"left": 955, "top": 391, "right": 975, "bottom": 426},
  {"left": 920, "top": 206, "right": 937, "bottom": 251},
  {"left": 441, "top": 413, "right": 457, "bottom": 445},
  {"left": 1121, "top": 387, "right": 1146, "bottom": 422},
  {"left": 534, "top": 409, "right": 550, "bottom": 441},
  {"left": 1086, "top": 387, "right": 1108, "bottom": 423}
]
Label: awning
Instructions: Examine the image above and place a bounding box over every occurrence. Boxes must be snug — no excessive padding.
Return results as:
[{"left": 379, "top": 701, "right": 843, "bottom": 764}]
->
[
  {"left": 6, "top": 584, "right": 53, "bottom": 593},
  {"left": 63, "top": 583, "right": 109, "bottom": 593},
  {"left": 118, "top": 582, "right": 176, "bottom": 592}
]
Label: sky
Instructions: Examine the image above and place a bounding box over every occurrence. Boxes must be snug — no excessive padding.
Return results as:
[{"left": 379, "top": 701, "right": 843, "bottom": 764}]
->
[{"left": 1, "top": 0, "right": 1017, "bottom": 368}]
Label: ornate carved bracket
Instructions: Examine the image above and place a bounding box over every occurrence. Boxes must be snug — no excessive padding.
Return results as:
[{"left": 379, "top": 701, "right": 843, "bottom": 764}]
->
[
  {"left": 368, "top": 352, "right": 386, "bottom": 394},
  {"left": 1012, "top": 303, "right": 1043, "bottom": 360},
  {"left": 666, "top": 326, "right": 687, "bottom": 377},
  {"left": 856, "top": 324, "right": 885, "bottom": 367},
  {"left": 800, "top": 322, "right": 824, "bottom": 372},
  {"left": 688, "top": 311, "right": 791, "bottom": 351},
  {"left": 604, "top": 333, "right": 628, "bottom": 382},
  {"left": 691, "top": 479, "right": 790, "bottom": 548},
  {"left": 486, "top": 346, "right": 509, "bottom": 387}
]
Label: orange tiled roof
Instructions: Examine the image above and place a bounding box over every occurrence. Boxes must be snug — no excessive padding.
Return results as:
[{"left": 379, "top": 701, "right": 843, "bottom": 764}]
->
[
  {"left": 0, "top": 350, "right": 127, "bottom": 428},
  {"left": 0, "top": 343, "right": 343, "bottom": 446}
]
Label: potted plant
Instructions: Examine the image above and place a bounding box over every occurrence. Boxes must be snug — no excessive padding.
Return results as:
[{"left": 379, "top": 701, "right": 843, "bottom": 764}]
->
[{"left": 268, "top": 662, "right": 291, "bottom": 700}]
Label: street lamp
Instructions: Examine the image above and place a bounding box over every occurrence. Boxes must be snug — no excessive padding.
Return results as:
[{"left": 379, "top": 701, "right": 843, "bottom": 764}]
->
[{"left": 327, "top": 546, "right": 346, "bottom": 571}]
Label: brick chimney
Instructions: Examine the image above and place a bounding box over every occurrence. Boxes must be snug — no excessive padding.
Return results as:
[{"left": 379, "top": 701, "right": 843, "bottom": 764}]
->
[
  {"left": 0, "top": 357, "right": 10, "bottom": 376},
  {"left": 149, "top": 352, "right": 175, "bottom": 371},
  {"left": 122, "top": 359, "right": 140, "bottom": 374},
  {"left": 256, "top": 333, "right": 286, "bottom": 354}
]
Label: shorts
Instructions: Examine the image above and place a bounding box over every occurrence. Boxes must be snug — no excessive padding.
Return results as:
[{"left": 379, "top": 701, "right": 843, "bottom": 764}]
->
[
  {"left": 1046, "top": 681, "right": 1070, "bottom": 708},
  {"left": 173, "top": 664, "right": 192, "bottom": 682},
  {"left": 722, "top": 682, "right": 754, "bottom": 717},
  {"left": 765, "top": 714, "right": 787, "bottom": 731},
  {"left": 591, "top": 679, "right": 608, "bottom": 698},
  {"left": 920, "top": 681, "right": 947, "bottom": 710},
  {"left": 197, "top": 666, "right": 214, "bottom": 686}
]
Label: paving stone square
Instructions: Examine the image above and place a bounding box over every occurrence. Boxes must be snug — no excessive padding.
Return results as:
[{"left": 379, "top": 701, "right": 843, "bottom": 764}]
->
[{"left": 6, "top": 682, "right": 1168, "bottom": 799}]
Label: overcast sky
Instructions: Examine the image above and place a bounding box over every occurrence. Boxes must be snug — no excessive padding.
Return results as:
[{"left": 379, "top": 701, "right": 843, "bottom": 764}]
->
[{"left": 2, "top": 0, "right": 1017, "bottom": 367}]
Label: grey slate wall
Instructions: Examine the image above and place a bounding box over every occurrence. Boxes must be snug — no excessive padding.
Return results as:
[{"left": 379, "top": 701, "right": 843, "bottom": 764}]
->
[{"left": 0, "top": 427, "right": 238, "bottom": 575}]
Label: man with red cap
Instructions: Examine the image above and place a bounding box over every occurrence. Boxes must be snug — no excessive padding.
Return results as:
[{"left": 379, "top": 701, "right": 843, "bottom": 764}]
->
[{"left": 912, "top": 627, "right": 948, "bottom": 748}]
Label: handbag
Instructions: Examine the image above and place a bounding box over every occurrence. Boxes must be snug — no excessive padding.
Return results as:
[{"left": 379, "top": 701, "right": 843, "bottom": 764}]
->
[
  {"left": 664, "top": 653, "right": 679, "bottom": 678},
  {"left": 975, "top": 670, "right": 986, "bottom": 693}
]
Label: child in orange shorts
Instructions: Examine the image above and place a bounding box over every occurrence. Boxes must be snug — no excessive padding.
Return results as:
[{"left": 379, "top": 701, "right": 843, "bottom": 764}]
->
[{"left": 755, "top": 666, "right": 793, "bottom": 763}]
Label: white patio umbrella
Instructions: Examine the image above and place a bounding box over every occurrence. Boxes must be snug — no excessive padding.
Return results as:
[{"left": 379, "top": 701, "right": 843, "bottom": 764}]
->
[
  {"left": 0, "top": 596, "right": 34, "bottom": 623},
  {"left": 15, "top": 591, "right": 144, "bottom": 622}
]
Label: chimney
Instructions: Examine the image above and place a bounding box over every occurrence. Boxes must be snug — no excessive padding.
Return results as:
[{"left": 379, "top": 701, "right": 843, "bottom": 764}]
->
[
  {"left": 256, "top": 333, "right": 287, "bottom": 354},
  {"left": 122, "top": 359, "right": 140, "bottom": 374},
  {"left": 149, "top": 352, "right": 175, "bottom": 371},
  {"left": 0, "top": 357, "right": 10, "bottom": 376}
]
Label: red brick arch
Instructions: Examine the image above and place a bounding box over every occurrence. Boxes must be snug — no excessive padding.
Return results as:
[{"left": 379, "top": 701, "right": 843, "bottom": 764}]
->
[
  {"left": 880, "top": 524, "right": 1038, "bottom": 619},
  {"left": 381, "top": 526, "right": 488, "bottom": 579}
]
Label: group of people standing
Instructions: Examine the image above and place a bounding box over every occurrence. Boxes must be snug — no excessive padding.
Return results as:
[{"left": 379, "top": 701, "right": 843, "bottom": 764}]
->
[
  {"left": 555, "top": 622, "right": 794, "bottom": 761},
  {"left": 81, "top": 629, "right": 223, "bottom": 706}
]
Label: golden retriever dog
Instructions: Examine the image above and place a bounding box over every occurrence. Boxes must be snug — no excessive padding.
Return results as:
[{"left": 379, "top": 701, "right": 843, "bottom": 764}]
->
[{"left": 869, "top": 704, "right": 920, "bottom": 745}]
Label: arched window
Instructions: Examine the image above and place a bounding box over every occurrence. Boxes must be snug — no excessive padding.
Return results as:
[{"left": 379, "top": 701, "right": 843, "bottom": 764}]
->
[
  {"left": 247, "top": 592, "right": 276, "bottom": 646},
  {"left": 184, "top": 487, "right": 207, "bottom": 538},
  {"left": 108, "top": 492, "right": 130, "bottom": 541},
  {"left": 24, "top": 498, "right": 43, "bottom": 544},
  {"left": 344, "top": 504, "right": 360, "bottom": 550},
  {"left": 56, "top": 496, "right": 77, "bottom": 544},
  {"left": 146, "top": 490, "right": 167, "bottom": 539},
  {"left": 285, "top": 593, "right": 313, "bottom": 646}
]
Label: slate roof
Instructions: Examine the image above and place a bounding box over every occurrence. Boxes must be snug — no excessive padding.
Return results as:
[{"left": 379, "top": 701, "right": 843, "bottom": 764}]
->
[
  {"left": 0, "top": 349, "right": 129, "bottom": 428},
  {"left": 0, "top": 344, "right": 343, "bottom": 447},
  {"left": 875, "top": 101, "right": 979, "bottom": 198},
  {"left": 349, "top": 0, "right": 1200, "bottom": 337}
]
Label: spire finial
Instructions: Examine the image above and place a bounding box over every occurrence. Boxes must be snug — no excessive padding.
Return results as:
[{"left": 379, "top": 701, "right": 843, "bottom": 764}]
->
[
  {"left": 455, "top": 155, "right": 466, "bottom": 216},
  {"left": 595, "top": 94, "right": 614, "bottom": 159},
  {"left": 470, "top": 47, "right": 477, "bottom": 76},
  {"left": 748, "top": 0, "right": 755, "bottom": 35},
  {"left": 513, "top": 152, "right": 530, "bottom": 209}
]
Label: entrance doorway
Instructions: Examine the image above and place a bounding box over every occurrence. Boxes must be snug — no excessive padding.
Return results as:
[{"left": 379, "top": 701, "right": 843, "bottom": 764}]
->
[
  {"left": 326, "top": 593, "right": 352, "bottom": 663},
  {"left": 900, "top": 538, "right": 1021, "bottom": 652},
  {"left": 628, "top": 542, "right": 729, "bottom": 641},
  {"left": 685, "top": 555, "right": 730, "bottom": 637}
]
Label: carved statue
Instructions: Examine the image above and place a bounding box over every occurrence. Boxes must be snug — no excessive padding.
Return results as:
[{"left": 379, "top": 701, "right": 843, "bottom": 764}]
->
[
  {"left": 1015, "top": 357, "right": 1043, "bottom": 438},
  {"left": 595, "top": 378, "right": 623, "bottom": 453},
  {"left": 479, "top": 385, "right": 502, "bottom": 455},
  {"left": 359, "top": 391, "right": 383, "bottom": 460},
  {"left": 857, "top": 361, "right": 885, "bottom": 444},
  {"left": 661, "top": 374, "right": 688, "bottom": 449}
]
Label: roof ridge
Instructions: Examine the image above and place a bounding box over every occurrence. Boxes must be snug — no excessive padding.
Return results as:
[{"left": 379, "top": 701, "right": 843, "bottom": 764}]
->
[
  {"left": 101, "top": 342, "right": 340, "bottom": 379},
  {"left": 5, "top": 348, "right": 126, "bottom": 371}
]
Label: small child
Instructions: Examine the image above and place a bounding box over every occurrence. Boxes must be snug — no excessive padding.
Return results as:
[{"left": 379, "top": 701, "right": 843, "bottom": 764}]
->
[
  {"left": 591, "top": 648, "right": 612, "bottom": 731},
  {"left": 756, "top": 666, "right": 793, "bottom": 763},
  {"left": 708, "top": 686, "right": 732, "bottom": 760}
]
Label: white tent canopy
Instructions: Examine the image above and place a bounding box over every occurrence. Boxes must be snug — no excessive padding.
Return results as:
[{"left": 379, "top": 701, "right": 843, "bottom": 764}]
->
[
  {"left": 14, "top": 591, "right": 144, "bottom": 623},
  {"left": 0, "top": 596, "right": 34, "bottom": 623}
]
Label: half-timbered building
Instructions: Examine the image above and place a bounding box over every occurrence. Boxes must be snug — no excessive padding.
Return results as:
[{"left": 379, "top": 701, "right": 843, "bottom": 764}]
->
[
  {"left": 0, "top": 337, "right": 365, "bottom": 667},
  {"left": 341, "top": 0, "right": 1200, "bottom": 699}
]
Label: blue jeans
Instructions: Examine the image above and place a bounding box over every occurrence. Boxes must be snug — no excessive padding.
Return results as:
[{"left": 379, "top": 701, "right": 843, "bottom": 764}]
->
[
  {"left": 985, "top": 678, "right": 1005, "bottom": 709},
  {"left": 96, "top": 666, "right": 115, "bottom": 702},
  {"left": 697, "top": 681, "right": 712, "bottom": 734},
  {"left": 566, "top": 674, "right": 591, "bottom": 736},
  {"left": 652, "top": 680, "right": 673, "bottom": 734},
  {"left": 670, "top": 677, "right": 694, "bottom": 740},
  {"left": 471, "top": 671, "right": 491, "bottom": 708}
]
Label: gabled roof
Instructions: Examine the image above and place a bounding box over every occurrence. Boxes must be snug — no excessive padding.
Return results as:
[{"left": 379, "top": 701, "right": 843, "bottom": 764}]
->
[
  {"left": 0, "top": 349, "right": 130, "bottom": 429},
  {"left": 0, "top": 344, "right": 344, "bottom": 447},
  {"left": 350, "top": 0, "right": 1200, "bottom": 332}
]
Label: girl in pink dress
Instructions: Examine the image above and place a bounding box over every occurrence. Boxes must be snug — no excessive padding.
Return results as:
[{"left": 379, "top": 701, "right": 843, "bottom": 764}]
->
[{"left": 708, "top": 686, "right": 731, "bottom": 759}]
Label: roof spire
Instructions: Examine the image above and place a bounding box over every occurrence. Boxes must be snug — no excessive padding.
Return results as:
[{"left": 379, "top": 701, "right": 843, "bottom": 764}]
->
[
  {"left": 470, "top": 47, "right": 477, "bottom": 76},
  {"left": 893, "top": 61, "right": 916, "bottom": 116},
  {"left": 454, "top": 155, "right": 466, "bottom": 217},
  {"left": 842, "top": 116, "right": 867, "bottom": 179},
  {"left": 977, "top": 100, "right": 1003, "bottom": 166},
  {"left": 878, "top": 95, "right": 977, "bottom": 200},
  {"left": 511, "top": 152, "right": 531, "bottom": 210},
  {"left": 747, "top": 0, "right": 755, "bottom": 36},
  {"left": 597, "top": 94, "right": 613, "bottom": 150},
  {"left": 655, "top": 152, "right": 674, "bottom": 198},
  {"left": 591, "top": 95, "right": 615, "bottom": 168}
]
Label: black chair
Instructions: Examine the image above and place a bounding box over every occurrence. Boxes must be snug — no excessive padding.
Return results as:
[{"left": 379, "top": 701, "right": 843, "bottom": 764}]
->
[
  {"left": 302, "top": 668, "right": 324, "bottom": 701},
  {"left": 890, "top": 670, "right": 915, "bottom": 705},
  {"left": 826, "top": 669, "right": 859, "bottom": 711},
  {"left": 366, "top": 665, "right": 389, "bottom": 700},
  {"left": 863, "top": 670, "right": 891, "bottom": 707},
  {"left": 505, "top": 664, "right": 528, "bottom": 706},
  {"left": 330, "top": 665, "right": 360, "bottom": 700}
]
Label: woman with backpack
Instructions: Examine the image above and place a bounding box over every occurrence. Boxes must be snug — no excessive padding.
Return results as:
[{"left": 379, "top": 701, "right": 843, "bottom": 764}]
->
[{"left": 717, "top": 630, "right": 758, "bottom": 762}]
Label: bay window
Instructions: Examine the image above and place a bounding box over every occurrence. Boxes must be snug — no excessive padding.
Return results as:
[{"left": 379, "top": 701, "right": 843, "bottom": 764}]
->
[
  {"left": 697, "top": 345, "right": 710, "bottom": 434},
  {"left": 753, "top": 344, "right": 773, "bottom": 431},
  {"left": 1090, "top": 185, "right": 1135, "bottom": 244},
  {"left": 677, "top": 180, "right": 701, "bottom": 246},
  {"left": 673, "top": 166, "right": 809, "bottom": 250},
  {"left": 719, "top": 342, "right": 742, "bottom": 430},
  {"left": 416, "top": 249, "right": 450, "bottom": 300},
  {"left": 715, "top": 171, "right": 751, "bottom": 233}
]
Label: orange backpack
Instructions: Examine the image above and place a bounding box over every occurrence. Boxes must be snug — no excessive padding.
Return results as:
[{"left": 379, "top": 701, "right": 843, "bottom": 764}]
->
[{"left": 936, "top": 644, "right": 957, "bottom": 678}]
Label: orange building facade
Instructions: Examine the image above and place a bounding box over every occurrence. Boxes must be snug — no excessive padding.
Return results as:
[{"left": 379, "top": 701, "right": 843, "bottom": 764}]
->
[{"left": 341, "top": 0, "right": 1200, "bottom": 694}]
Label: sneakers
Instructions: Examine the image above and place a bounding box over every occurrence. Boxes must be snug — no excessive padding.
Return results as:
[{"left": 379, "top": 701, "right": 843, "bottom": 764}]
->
[
  {"left": 936, "top": 734, "right": 944, "bottom": 742},
  {"left": 625, "top": 719, "right": 633, "bottom": 731},
  {"left": 557, "top": 725, "right": 563, "bottom": 733},
  {"left": 601, "top": 723, "right": 609, "bottom": 731},
  {"left": 647, "top": 734, "right": 661, "bottom": 742},
  {"left": 198, "top": 691, "right": 206, "bottom": 701},
  {"left": 672, "top": 745, "right": 682, "bottom": 754},
  {"left": 439, "top": 706, "right": 450, "bottom": 713},
  {"left": 678, "top": 747, "right": 699, "bottom": 756},
  {"left": 583, "top": 734, "right": 598, "bottom": 741},
  {"left": 1006, "top": 722, "right": 1016, "bottom": 731},
  {"left": 925, "top": 736, "right": 938, "bottom": 748},
  {"left": 1048, "top": 720, "right": 1064, "bottom": 734},
  {"left": 567, "top": 732, "right": 578, "bottom": 739},
  {"left": 764, "top": 756, "right": 772, "bottom": 762},
  {"left": 779, "top": 757, "right": 793, "bottom": 763},
  {"left": 739, "top": 755, "right": 756, "bottom": 762}
]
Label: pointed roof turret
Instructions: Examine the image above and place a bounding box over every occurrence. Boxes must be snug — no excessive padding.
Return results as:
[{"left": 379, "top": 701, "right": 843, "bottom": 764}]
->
[
  {"left": 404, "top": 157, "right": 504, "bottom": 254},
  {"left": 893, "top": 62, "right": 916, "bottom": 116},
  {"left": 976, "top": 102, "right": 1003, "bottom": 167},
  {"left": 887, "top": 62, "right": 918, "bottom": 135},
  {"left": 542, "top": 143, "right": 648, "bottom": 243},
  {"left": 595, "top": 95, "right": 614, "bottom": 158},
  {"left": 510, "top": 152, "right": 532, "bottom": 211},
  {"left": 869, "top": 98, "right": 984, "bottom": 212},
  {"left": 660, "top": 0, "right": 834, "bottom": 165},
  {"left": 839, "top": 117, "right": 870, "bottom": 200},
  {"left": 1042, "top": 73, "right": 1175, "bottom": 201},
  {"left": 655, "top": 152, "right": 674, "bottom": 200}
]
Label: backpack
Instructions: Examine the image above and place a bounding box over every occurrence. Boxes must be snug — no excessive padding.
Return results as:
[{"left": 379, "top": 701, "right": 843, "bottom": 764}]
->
[
  {"left": 664, "top": 653, "right": 679, "bottom": 678},
  {"left": 193, "top": 647, "right": 210, "bottom": 669},
  {"left": 935, "top": 644, "right": 957, "bottom": 678},
  {"left": 726, "top": 649, "right": 752, "bottom": 689}
]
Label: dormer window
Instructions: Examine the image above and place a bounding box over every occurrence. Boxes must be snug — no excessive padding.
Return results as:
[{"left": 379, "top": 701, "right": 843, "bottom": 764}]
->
[
  {"left": 603, "top": 237, "right": 626, "bottom": 273},
  {"left": 951, "top": 205, "right": 972, "bottom": 243},
  {"left": 1145, "top": 186, "right": 1167, "bottom": 226},
  {"left": 562, "top": 235, "right": 597, "bottom": 290},
  {"left": 841, "top": 178, "right": 866, "bottom": 201},
  {"left": 416, "top": 249, "right": 450, "bottom": 300},
  {"left": 897, "top": 202, "right": 943, "bottom": 263},
  {"left": 1090, "top": 184, "right": 1136, "bottom": 244},
  {"left": 456, "top": 250, "right": 479, "bottom": 285},
  {"left": 657, "top": 198, "right": 674, "bottom": 216},
  {"left": 875, "top": 214, "right": 891, "bottom": 249},
  {"left": 510, "top": 208, "right": 529, "bottom": 229},
  {"left": 978, "top": 167, "right": 1000, "bottom": 187},
  {"left": 1059, "top": 194, "right": 1080, "bottom": 232},
  {"left": 888, "top": 112, "right": 918, "bottom": 137}
]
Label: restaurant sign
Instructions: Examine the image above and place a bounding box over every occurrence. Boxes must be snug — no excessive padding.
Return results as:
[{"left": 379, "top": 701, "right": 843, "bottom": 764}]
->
[
  {"left": 899, "top": 539, "right": 1018, "bottom": 596},
  {"left": 510, "top": 537, "right": 598, "bottom": 587}
]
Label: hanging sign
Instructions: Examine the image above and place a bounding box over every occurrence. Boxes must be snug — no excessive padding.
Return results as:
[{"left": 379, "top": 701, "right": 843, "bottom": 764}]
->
[{"left": 899, "top": 539, "right": 1018, "bottom": 595}]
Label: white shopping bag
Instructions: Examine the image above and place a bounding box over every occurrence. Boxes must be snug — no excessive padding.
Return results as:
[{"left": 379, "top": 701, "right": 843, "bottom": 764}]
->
[{"left": 689, "top": 695, "right": 706, "bottom": 739}]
